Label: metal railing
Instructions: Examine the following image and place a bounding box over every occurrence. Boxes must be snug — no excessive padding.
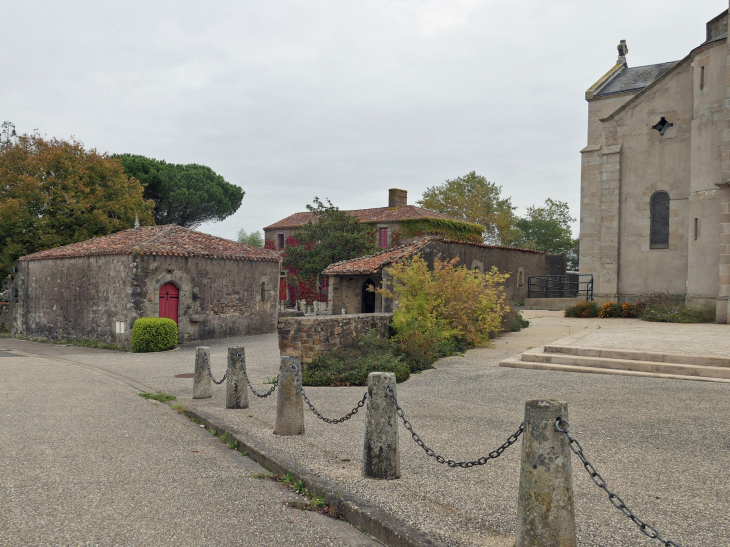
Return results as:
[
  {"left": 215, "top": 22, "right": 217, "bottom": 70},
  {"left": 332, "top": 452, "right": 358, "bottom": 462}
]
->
[{"left": 527, "top": 274, "right": 593, "bottom": 300}]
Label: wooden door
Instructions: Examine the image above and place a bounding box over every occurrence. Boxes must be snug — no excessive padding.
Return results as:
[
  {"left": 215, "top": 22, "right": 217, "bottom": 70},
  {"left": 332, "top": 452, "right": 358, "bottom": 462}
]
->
[{"left": 159, "top": 282, "right": 179, "bottom": 324}]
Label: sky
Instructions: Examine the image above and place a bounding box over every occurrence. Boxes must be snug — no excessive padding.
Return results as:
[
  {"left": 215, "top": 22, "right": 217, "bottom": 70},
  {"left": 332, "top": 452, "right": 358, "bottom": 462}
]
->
[{"left": 2, "top": 0, "right": 724, "bottom": 241}]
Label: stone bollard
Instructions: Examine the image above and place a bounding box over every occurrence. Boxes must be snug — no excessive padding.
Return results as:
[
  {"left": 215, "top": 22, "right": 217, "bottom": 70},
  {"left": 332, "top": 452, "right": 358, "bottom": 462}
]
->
[
  {"left": 516, "top": 400, "right": 577, "bottom": 547},
  {"left": 226, "top": 346, "right": 248, "bottom": 409},
  {"left": 363, "top": 372, "right": 400, "bottom": 480},
  {"left": 274, "top": 356, "right": 304, "bottom": 435},
  {"left": 193, "top": 347, "right": 212, "bottom": 399}
]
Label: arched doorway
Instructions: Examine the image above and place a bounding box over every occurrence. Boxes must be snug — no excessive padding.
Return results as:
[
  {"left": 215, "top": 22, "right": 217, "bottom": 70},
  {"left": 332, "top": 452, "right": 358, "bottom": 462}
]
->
[
  {"left": 361, "top": 278, "right": 376, "bottom": 314},
  {"left": 159, "top": 282, "right": 179, "bottom": 324}
]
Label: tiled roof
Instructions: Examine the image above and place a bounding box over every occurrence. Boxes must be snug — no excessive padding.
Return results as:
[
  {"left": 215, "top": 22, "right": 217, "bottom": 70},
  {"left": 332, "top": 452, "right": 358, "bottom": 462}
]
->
[
  {"left": 19, "top": 225, "right": 281, "bottom": 262},
  {"left": 322, "top": 240, "right": 431, "bottom": 276},
  {"left": 322, "top": 238, "right": 546, "bottom": 276},
  {"left": 263, "top": 205, "right": 457, "bottom": 231},
  {"left": 594, "top": 62, "right": 678, "bottom": 97}
]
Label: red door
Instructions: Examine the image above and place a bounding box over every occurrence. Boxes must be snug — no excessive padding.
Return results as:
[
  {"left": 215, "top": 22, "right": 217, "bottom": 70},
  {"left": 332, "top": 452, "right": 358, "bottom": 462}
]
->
[{"left": 159, "top": 283, "right": 179, "bottom": 324}]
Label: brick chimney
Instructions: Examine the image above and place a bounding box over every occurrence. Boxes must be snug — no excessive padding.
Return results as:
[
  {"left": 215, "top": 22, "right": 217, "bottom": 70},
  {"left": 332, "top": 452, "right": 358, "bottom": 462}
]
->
[{"left": 388, "top": 188, "right": 407, "bottom": 208}]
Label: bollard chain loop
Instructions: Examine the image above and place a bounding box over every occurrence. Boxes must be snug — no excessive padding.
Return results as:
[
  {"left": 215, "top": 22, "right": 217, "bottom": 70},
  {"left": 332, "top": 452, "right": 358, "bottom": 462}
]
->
[
  {"left": 236, "top": 353, "right": 278, "bottom": 398},
  {"left": 386, "top": 386, "right": 523, "bottom": 468},
  {"left": 204, "top": 353, "right": 227, "bottom": 385},
  {"left": 555, "top": 418, "right": 683, "bottom": 547},
  {"left": 291, "top": 364, "right": 367, "bottom": 424}
]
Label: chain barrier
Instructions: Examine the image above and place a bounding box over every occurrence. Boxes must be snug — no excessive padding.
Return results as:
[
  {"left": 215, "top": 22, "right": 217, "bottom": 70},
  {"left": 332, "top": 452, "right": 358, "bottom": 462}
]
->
[
  {"left": 234, "top": 352, "right": 278, "bottom": 398},
  {"left": 555, "top": 418, "right": 683, "bottom": 547},
  {"left": 204, "top": 353, "right": 227, "bottom": 385},
  {"left": 290, "top": 364, "right": 368, "bottom": 424},
  {"left": 386, "top": 386, "right": 524, "bottom": 468}
]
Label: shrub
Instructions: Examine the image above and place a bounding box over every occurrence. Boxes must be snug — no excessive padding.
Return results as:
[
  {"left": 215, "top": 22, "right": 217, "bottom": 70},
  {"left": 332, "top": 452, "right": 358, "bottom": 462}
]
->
[
  {"left": 564, "top": 301, "right": 599, "bottom": 318},
  {"left": 620, "top": 303, "right": 639, "bottom": 318},
  {"left": 638, "top": 291, "right": 714, "bottom": 323},
  {"left": 378, "top": 256, "right": 508, "bottom": 368},
  {"left": 131, "top": 318, "right": 178, "bottom": 352},
  {"left": 598, "top": 302, "right": 620, "bottom": 318},
  {"left": 510, "top": 311, "right": 530, "bottom": 332},
  {"left": 302, "top": 332, "right": 410, "bottom": 386}
]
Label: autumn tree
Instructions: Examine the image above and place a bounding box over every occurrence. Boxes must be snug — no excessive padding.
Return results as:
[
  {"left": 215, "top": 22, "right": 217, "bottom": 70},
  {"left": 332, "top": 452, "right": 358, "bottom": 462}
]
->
[
  {"left": 115, "top": 154, "right": 244, "bottom": 229},
  {"left": 0, "top": 134, "right": 154, "bottom": 279},
  {"left": 417, "top": 172, "right": 520, "bottom": 245},
  {"left": 512, "top": 198, "right": 576, "bottom": 256},
  {"left": 284, "top": 198, "right": 377, "bottom": 282}
]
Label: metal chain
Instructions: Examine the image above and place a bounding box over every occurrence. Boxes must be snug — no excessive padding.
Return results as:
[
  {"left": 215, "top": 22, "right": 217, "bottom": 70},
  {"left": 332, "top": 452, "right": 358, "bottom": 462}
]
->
[
  {"left": 386, "top": 386, "right": 524, "bottom": 468},
  {"left": 235, "top": 352, "right": 278, "bottom": 398},
  {"left": 204, "top": 353, "right": 227, "bottom": 385},
  {"left": 291, "top": 364, "right": 368, "bottom": 424},
  {"left": 555, "top": 418, "right": 683, "bottom": 547}
]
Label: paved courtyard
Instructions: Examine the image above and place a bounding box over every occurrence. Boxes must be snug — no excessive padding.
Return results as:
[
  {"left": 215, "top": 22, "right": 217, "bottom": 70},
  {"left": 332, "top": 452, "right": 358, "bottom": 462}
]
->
[{"left": 3, "top": 312, "right": 729, "bottom": 546}]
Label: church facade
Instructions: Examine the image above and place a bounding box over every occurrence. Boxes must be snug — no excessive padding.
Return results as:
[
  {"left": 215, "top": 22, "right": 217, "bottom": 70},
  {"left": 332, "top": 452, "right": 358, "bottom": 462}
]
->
[{"left": 579, "top": 6, "right": 730, "bottom": 322}]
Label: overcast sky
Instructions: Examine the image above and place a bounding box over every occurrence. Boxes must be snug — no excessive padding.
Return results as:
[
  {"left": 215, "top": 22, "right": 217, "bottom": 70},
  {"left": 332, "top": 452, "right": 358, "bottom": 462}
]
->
[{"left": 3, "top": 0, "right": 724, "bottom": 241}]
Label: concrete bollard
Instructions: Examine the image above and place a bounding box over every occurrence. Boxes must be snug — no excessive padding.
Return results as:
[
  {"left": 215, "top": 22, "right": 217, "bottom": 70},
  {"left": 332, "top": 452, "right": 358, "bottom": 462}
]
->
[
  {"left": 226, "top": 346, "right": 248, "bottom": 409},
  {"left": 274, "top": 356, "right": 305, "bottom": 435},
  {"left": 516, "top": 399, "right": 577, "bottom": 547},
  {"left": 192, "top": 347, "right": 212, "bottom": 399},
  {"left": 363, "top": 372, "right": 400, "bottom": 480}
]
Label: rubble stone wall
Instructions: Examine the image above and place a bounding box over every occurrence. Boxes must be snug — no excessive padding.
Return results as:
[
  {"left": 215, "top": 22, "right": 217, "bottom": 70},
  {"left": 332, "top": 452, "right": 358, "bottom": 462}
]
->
[{"left": 278, "top": 313, "right": 391, "bottom": 363}]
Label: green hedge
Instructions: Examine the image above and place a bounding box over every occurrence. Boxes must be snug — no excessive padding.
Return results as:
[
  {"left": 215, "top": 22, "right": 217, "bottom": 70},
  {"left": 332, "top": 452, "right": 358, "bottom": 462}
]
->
[{"left": 131, "top": 318, "right": 178, "bottom": 352}]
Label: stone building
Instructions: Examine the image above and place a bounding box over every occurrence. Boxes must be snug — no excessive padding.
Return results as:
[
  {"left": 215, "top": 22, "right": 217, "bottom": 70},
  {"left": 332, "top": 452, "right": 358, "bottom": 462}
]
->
[
  {"left": 579, "top": 5, "right": 730, "bottom": 321},
  {"left": 9, "top": 225, "right": 281, "bottom": 348},
  {"left": 263, "top": 188, "right": 482, "bottom": 251},
  {"left": 323, "top": 238, "right": 565, "bottom": 314}
]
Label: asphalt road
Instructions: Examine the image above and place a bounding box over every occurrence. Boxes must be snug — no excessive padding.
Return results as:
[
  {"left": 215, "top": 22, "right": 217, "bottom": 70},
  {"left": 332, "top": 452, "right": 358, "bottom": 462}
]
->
[{"left": 0, "top": 347, "right": 381, "bottom": 547}]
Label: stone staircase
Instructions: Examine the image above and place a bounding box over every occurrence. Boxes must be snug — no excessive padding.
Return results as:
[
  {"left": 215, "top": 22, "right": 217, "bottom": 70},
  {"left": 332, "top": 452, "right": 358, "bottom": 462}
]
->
[{"left": 500, "top": 345, "right": 730, "bottom": 383}]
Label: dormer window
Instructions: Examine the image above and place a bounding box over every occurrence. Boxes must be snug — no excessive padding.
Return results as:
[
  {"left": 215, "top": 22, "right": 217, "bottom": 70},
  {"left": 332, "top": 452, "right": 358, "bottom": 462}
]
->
[{"left": 652, "top": 117, "right": 673, "bottom": 136}]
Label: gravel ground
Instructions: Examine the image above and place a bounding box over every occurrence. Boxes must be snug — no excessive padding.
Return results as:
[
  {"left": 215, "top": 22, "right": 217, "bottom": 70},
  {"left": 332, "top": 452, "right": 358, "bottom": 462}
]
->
[{"left": 4, "top": 313, "right": 729, "bottom": 547}]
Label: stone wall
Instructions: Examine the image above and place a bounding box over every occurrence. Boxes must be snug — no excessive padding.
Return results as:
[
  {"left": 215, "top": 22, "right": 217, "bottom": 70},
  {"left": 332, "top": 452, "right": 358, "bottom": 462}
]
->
[
  {"left": 0, "top": 302, "right": 9, "bottom": 332},
  {"left": 278, "top": 313, "right": 391, "bottom": 363}
]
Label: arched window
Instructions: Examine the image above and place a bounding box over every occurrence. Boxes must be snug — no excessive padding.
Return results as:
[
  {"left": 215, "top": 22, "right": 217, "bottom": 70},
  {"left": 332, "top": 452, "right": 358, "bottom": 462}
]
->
[{"left": 650, "top": 191, "right": 670, "bottom": 249}]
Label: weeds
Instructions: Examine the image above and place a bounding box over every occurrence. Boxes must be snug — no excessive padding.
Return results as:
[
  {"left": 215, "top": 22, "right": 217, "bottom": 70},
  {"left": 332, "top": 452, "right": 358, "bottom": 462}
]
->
[
  {"left": 139, "top": 392, "right": 176, "bottom": 403},
  {"left": 255, "top": 471, "right": 341, "bottom": 518},
  {"left": 263, "top": 377, "right": 277, "bottom": 385},
  {"left": 171, "top": 404, "right": 186, "bottom": 414},
  {"left": 219, "top": 432, "right": 239, "bottom": 450},
  {"left": 3, "top": 334, "right": 125, "bottom": 350}
]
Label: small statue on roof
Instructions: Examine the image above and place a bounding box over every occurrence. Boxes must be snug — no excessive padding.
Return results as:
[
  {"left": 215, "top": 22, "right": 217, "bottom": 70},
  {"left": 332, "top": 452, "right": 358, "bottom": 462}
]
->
[{"left": 617, "top": 39, "right": 628, "bottom": 62}]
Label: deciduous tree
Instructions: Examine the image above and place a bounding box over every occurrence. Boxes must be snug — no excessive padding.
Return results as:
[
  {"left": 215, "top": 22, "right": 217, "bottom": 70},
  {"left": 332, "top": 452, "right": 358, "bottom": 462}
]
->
[
  {"left": 0, "top": 134, "right": 154, "bottom": 279},
  {"left": 513, "top": 198, "right": 576, "bottom": 256},
  {"left": 236, "top": 229, "right": 264, "bottom": 247},
  {"left": 417, "top": 172, "right": 520, "bottom": 245},
  {"left": 283, "top": 197, "right": 377, "bottom": 282},
  {"left": 115, "top": 154, "right": 244, "bottom": 229}
]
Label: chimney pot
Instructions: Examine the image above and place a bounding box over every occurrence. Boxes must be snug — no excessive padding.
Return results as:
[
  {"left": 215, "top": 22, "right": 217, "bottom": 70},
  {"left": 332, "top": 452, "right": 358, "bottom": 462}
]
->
[{"left": 388, "top": 188, "right": 407, "bottom": 208}]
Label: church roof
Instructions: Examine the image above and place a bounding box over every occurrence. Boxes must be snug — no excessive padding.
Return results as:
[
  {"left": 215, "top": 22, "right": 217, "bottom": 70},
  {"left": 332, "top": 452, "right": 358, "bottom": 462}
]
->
[
  {"left": 594, "top": 62, "right": 679, "bottom": 97},
  {"left": 263, "top": 205, "right": 458, "bottom": 231},
  {"left": 19, "top": 225, "right": 281, "bottom": 262}
]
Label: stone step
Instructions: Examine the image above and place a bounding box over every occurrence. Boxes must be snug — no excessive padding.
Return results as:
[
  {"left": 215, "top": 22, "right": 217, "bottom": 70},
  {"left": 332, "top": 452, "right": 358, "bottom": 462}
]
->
[
  {"left": 499, "top": 355, "right": 730, "bottom": 384},
  {"left": 520, "top": 350, "right": 730, "bottom": 379},
  {"left": 543, "top": 345, "right": 730, "bottom": 368}
]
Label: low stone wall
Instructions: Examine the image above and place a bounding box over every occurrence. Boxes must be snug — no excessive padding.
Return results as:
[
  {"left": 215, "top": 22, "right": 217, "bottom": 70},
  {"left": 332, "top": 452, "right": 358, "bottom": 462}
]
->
[
  {"left": 0, "top": 302, "right": 8, "bottom": 332},
  {"left": 278, "top": 313, "right": 391, "bottom": 363}
]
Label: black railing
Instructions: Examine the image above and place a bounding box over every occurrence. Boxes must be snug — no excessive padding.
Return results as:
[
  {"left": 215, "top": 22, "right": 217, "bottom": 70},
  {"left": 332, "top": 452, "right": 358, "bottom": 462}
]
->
[{"left": 527, "top": 274, "right": 593, "bottom": 300}]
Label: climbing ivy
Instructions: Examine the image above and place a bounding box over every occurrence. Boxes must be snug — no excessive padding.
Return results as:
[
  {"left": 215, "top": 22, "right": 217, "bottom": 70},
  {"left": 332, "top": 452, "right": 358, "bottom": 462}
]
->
[{"left": 376, "top": 218, "right": 483, "bottom": 243}]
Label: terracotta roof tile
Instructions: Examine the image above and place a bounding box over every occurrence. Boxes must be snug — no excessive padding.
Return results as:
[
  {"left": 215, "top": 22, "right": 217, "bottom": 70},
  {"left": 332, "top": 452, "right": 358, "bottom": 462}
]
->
[
  {"left": 322, "top": 238, "right": 547, "bottom": 276},
  {"left": 263, "top": 205, "right": 457, "bottom": 231},
  {"left": 322, "top": 240, "right": 431, "bottom": 276},
  {"left": 19, "top": 225, "right": 281, "bottom": 262}
]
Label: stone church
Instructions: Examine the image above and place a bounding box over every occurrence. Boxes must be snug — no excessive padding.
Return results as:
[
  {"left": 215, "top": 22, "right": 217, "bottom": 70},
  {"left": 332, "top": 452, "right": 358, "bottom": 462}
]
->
[{"left": 580, "top": 5, "right": 730, "bottom": 322}]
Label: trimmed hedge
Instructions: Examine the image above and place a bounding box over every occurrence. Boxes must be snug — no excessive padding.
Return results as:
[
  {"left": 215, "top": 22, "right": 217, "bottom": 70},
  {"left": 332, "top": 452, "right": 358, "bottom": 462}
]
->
[{"left": 131, "top": 318, "right": 178, "bottom": 352}]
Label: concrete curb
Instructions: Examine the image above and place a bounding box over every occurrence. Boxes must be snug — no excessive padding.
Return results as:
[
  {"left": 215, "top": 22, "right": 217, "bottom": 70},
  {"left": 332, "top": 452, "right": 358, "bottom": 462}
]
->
[{"left": 184, "top": 408, "right": 446, "bottom": 547}]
